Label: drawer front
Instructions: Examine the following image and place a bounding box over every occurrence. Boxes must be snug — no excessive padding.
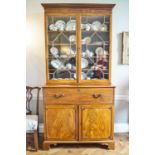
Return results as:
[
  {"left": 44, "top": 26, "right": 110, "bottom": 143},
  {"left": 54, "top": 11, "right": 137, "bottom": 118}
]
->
[
  {"left": 43, "top": 87, "right": 114, "bottom": 104},
  {"left": 43, "top": 88, "right": 79, "bottom": 104},
  {"left": 79, "top": 88, "right": 114, "bottom": 104}
]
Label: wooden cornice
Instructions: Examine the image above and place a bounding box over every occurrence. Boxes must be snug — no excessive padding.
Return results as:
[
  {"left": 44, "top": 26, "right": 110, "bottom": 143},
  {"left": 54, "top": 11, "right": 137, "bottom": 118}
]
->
[{"left": 41, "top": 3, "right": 115, "bottom": 10}]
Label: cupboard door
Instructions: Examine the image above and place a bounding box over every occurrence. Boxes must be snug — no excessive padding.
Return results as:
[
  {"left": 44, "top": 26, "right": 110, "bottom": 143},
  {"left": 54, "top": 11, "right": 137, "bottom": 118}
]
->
[
  {"left": 79, "top": 105, "right": 113, "bottom": 140},
  {"left": 45, "top": 105, "right": 77, "bottom": 140}
]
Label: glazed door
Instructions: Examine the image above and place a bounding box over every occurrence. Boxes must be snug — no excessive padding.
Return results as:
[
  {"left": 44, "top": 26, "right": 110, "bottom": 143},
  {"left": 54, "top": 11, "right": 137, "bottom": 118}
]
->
[
  {"left": 46, "top": 15, "right": 78, "bottom": 84},
  {"left": 45, "top": 105, "right": 77, "bottom": 140},
  {"left": 79, "top": 15, "right": 111, "bottom": 84},
  {"left": 79, "top": 105, "right": 113, "bottom": 140}
]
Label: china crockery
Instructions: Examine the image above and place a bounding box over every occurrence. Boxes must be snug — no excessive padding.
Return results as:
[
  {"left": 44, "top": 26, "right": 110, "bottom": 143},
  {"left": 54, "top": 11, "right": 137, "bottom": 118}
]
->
[
  {"left": 51, "top": 60, "right": 64, "bottom": 69},
  {"left": 85, "top": 23, "right": 91, "bottom": 31},
  {"left": 100, "top": 23, "right": 108, "bottom": 31},
  {"left": 55, "top": 20, "right": 66, "bottom": 31},
  {"left": 66, "top": 20, "right": 76, "bottom": 31},
  {"left": 81, "top": 58, "right": 88, "bottom": 69},
  {"left": 60, "top": 46, "right": 75, "bottom": 56},
  {"left": 50, "top": 47, "right": 59, "bottom": 57},
  {"left": 95, "top": 47, "right": 104, "bottom": 56},
  {"left": 49, "top": 24, "right": 55, "bottom": 30},
  {"left": 69, "top": 35, "right": 76, "bottom": 42},
  {"left": 82, "top": 37, "right": 91, "bottom": 45},
  {"left": 66, "top": 63, "right": 72, "bottom": 70},
  {"left": 91, "top": 21, "right": 101, "bottom": 31}
]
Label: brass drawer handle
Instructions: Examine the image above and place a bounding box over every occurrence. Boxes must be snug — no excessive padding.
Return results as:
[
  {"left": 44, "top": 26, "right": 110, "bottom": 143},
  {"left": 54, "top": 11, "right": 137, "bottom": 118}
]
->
[
  {"left": 54, "top": 93, "right": 64, "bottom": 98},
  {"left": 92, "top": 93, "right": 103, "bottom": 98}
]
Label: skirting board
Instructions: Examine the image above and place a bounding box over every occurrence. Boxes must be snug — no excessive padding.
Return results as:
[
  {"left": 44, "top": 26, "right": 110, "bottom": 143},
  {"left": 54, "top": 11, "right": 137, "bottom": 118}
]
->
[{"left": 39, "top": 123, "right": 129, "bottom": 133}]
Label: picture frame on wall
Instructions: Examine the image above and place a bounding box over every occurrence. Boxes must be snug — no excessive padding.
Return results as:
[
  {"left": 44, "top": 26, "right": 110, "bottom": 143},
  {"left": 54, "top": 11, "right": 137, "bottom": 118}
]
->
[{"left": 122, "top": 32, "right": 129, "bottom": 65}]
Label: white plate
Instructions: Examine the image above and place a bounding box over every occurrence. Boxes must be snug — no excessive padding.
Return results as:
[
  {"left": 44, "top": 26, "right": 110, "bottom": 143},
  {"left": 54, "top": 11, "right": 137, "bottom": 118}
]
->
[
  {"left": 66, "top": 20, "right": 76, "bottom": 31},
  {"left": 85, "top": 49, "right": 94, "bottom": 57},
  {"left": 50, "top": 47, "right": 59, "bottom": 57},
  {"left": 81, "top": 58, "right": 88, "bottom": 69},
  {"left": 82, "top": 37, "right": 91, "bottom": 45},
  {"left": 55, "top": 20, "right": 66, "bottom": 31},
  {"left": 69, "top": 35, "right": 76, "bottom": 42},
  {"left": 49, "top": 24, "right": 55, "bottom": 31},
  {"left": 95, "top": 47, "right": 108, "bottom": 56},
  {"left": 95, "top": 47, "right": 104, "bottom": 55},
  {"left": 100, "top": 24, "right": 108, "bottom": 31},
  {"left": 91, "top": 21, "right": 102, "bottom": 31},
  {"left": 51, "top": 60, "right": 64, "bottom": 69}
]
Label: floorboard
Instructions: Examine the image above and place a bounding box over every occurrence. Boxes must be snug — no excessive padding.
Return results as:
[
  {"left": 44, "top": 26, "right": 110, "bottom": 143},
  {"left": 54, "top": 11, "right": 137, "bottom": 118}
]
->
[{"left": 27, "top": 133, "right": 129, "bottom": 155}]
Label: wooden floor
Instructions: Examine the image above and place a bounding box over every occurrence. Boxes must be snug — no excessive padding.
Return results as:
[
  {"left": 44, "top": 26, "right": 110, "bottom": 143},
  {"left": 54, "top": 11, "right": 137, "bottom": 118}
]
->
[{"left": 27, "top": 133, "right": 129, "bottom": 155}]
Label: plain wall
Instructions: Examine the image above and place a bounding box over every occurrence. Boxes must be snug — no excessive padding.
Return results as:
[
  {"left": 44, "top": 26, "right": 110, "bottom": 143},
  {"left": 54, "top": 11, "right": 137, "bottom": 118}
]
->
[{"left": 26, "top": 0, "right": 129, "bottom": 132}]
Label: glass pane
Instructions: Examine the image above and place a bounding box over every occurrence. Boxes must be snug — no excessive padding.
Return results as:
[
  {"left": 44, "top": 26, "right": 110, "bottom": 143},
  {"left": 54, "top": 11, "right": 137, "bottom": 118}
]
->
[
  {"left": 81, "top": 16, "right": 110, "bottom": 80},
  {"left": 47, "top": 16, "right": 76, "bottom": 80}
]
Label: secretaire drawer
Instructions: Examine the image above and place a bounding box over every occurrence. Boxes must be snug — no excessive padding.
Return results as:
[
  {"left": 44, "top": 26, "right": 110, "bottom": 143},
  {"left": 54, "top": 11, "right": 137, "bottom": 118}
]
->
[
  {"left": 43, "top": 88, "right": 78, "bottom": 104},
  {"left": 79, "top": 88, "right": 114, "bottom": 104}
]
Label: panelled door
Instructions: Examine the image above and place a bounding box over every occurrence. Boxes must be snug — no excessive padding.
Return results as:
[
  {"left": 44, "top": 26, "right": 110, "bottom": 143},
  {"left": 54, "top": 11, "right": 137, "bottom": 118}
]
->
[
  {"left": 45, "top": 105, "right": 77, "bottom": 140},
  {"left": 79, "top": 105, "right": 113, "bottom": 140}
]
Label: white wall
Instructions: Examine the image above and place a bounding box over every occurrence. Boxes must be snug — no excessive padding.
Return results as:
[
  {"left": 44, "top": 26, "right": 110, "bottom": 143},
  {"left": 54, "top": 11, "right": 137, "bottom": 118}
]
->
[{"left": 26, "top": 0, "right": 129, "bottom": 133}]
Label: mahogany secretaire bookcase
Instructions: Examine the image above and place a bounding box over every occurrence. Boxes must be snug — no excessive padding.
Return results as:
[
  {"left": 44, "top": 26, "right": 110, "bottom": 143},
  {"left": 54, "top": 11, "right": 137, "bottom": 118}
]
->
[{"left": 41, "top": 3, "right": 115, "bottom": 150}]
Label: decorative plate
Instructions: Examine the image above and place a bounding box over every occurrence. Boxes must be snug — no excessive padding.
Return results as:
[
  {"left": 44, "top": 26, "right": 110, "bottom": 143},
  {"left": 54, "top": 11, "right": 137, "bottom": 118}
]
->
[
  {"left": 49, "top": 24, "right": 54, "bottom": 30},
  {"left": 66, "top": 20, "right": 76, "bottom": 31},
  {"left": 51, "top": 60, "right": 64, "bottom": 69},
  {"left": 55, "top": 20, "right": 66, "bottom": 31},
  {"left": 82, "top": 37, "right": 91, "bottom": 45},
  {"left": 81, "top": 23, "right": 91, "bottom": 31},
  {"left": 95, "top": 47, "right": 108, "bottom": 56},
  {"left": 81, "top": 58, "right": 88, "bottom": 69},
  {"left": 95, "top": 47, "right": 104, "bottom": 56},
  {"left": 69, "top": 35, "right": 76, "bottom": 42},
  {"left": 50, "top": 47, "right": 59, "bottom": 57},
  {"left": 91, "top": 21, "right": 102, "bottom": 31},
  {"left": 85, "top": 49, "right": 94, "bottom": 57},
  {"left": 100, "top": 23, "right": 108, "bottom": 31},
  {"left": 60, "top": 46, "right": 75, "bottom": 56}
]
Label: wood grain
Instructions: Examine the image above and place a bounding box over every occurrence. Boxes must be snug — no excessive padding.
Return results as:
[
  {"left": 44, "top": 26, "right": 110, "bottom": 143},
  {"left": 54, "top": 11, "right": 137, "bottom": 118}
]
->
[
  {"left": 41, "top": 3, "right": 115, "bottom": 9},
  {"left": 79, "top": 105, "right": 112, "bottom": 140},
  {"left": 45, "top": 105, "right": 77, "bottom": 140}
]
